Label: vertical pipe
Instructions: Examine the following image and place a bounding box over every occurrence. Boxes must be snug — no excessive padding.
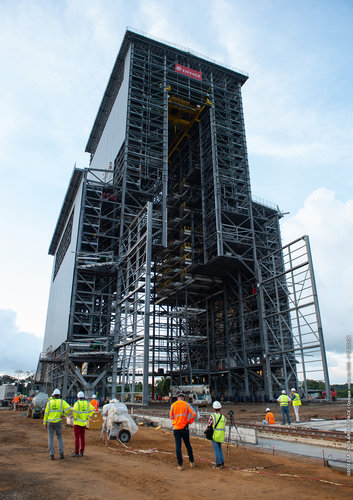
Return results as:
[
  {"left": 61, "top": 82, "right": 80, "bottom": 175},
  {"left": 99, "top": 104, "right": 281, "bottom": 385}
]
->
[
  {"left": 206, "top": 298, "right": 211, "bottom": 387},
  {"left": 142, "top": 202, "right": 153, "bottom": 405},
  {"left": 238, "top": 272, "right": 250, "bottom": 398},
  {"left": 162, "top": 54, "right": 169, "bottom": 247},
  {"left": 209, "top": 73, "right": 223, "bottom": 256},
  {"left": 223, "top": 285, "right": 232, "bottom": 398}
]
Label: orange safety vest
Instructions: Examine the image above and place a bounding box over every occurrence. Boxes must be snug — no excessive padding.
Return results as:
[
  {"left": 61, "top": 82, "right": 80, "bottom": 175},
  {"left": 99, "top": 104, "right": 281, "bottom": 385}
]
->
[
  {"left": 170, "top": 400, "right": 196, "bottom": 430},
  {"left": 12, "top": 396, "right": 20, "bottom": 403},
  {"left": 90, "top": 399, "right": 99, "bottom": 412},
  {"left": 265, "top": 412, "right": 275, "bottom": 425}
]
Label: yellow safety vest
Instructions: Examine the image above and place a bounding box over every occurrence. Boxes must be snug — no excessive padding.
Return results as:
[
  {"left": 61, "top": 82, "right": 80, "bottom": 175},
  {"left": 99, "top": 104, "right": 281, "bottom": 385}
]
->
[
  {"left": 279, "top": 395, "right": 290, "bottom": 406},
  {"left": 73, "top": 400, "right": 95, "bottom": 426},
  {"left": 292, "top": 393, "right": 302, "bottom": 406},
  {"left": 211, "top": 413, "right": 227, "bottom": 443},
  {"left": 43, "top": 398, "right": 71, "bottom": 424}
]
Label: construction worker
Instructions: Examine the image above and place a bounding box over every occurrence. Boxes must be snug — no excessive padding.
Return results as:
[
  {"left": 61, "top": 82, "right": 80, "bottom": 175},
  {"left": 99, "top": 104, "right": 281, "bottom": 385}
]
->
[
  {"left": 71, "top": 391, "right": 95, "bottom": 457},
  {"left": 43, "top": 388, "right": 71, "bottom": 460},
  {"left": 170, "top": 391, "right": 197, "bottom": 470},
  {"left": 90, "top": 394, "right": 99, "bottom": 412},
  {"left": 206, "top": 401, "right": 227, "bottom": 468},
  {"left": 277, "top": 390, "right": 291, "bottom": 425},
  {"left": 11, "top": 394, "right": 20, "bottom": 411},
  {"left": 262, "top": 407, "right": 275, "bottom": 425},
  {"left": 290, "top": 388, "right": 302, "bottom": 423}
]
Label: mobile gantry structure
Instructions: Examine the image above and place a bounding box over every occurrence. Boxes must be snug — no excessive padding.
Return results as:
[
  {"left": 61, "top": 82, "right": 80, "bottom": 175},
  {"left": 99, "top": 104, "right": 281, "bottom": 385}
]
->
[{"left": 37, "top": 30, "right": 331, "bottom": 404}]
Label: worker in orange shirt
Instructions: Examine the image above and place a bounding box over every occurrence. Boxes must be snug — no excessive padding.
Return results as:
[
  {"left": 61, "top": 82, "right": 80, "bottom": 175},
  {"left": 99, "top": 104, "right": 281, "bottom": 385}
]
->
[
  {"left": 12, "top": 394, "right": 20, "bottom": 411},
  {"left": 170, "top": 391, "right": 197, "bottom": 470},
  {"left": 90, "top": 394, "right": 99, "bottom": 412},
  {"left": 263, "top": 407, "right": 275, "bottom": 425}
]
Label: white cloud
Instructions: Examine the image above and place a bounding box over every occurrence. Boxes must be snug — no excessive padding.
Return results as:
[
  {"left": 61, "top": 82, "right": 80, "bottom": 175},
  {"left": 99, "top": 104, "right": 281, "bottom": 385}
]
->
[
  {"left": 326, "top": 351, "right": 351, "bottom": 385},
  {"left": 0, "top": 310, "right": 42, "bottom": 374},
  {"left": 281, "top": 188, "right": 353, "bottom": 356}
]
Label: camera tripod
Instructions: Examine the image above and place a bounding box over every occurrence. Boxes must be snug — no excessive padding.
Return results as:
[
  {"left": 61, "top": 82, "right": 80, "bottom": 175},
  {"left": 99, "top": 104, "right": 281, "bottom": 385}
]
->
[{"left": 226, "top": 410, "right": 253, "bottom": 467}]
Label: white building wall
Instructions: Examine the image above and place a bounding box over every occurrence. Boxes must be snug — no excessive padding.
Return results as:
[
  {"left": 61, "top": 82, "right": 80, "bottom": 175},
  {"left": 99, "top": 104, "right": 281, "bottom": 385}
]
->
[
  {"left": 90, "top": 45, "right": 131, "bottom": 174},
  {"left": 42, "top": 181, "right": 83, "bottom": 352}
]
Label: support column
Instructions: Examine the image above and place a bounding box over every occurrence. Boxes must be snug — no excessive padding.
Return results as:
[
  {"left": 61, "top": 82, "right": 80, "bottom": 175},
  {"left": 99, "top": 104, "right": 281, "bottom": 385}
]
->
[{"left": 142, "top": 202, "right": 153, "bottom": 406}]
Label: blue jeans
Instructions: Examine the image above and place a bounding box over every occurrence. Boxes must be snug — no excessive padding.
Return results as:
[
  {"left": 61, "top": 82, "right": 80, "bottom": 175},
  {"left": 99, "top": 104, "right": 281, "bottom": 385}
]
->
[
  {"left": 48, "top": 421, "right": 64, "bottom": 456},
  {"left": 212, "top": 439, "right": 224, "bottom": 465},
  {"left": 281, "top": 406, "right": 291, "bottom": 425},
  {"left": 173, "top": 427, "right": 194, "bottom": 466}
]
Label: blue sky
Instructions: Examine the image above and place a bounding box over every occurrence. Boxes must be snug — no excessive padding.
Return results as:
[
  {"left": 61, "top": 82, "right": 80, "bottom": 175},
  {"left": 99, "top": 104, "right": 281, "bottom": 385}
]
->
[{"left": 0, "top": 0, "right": 352, "bottom": 383}]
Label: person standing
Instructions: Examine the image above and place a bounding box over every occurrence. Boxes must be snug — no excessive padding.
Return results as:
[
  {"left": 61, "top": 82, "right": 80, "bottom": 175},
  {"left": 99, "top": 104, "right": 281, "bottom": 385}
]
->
[
  {"left": 170, "top": 391, "right": 197, "bottom": 470},
  {"left": 277, "top": 390, "right": 291, "bottom": 425},
  {"left": 11, "top": 393, "right": 20, "bottom": 411},
  {"left": 43, "top": 388, "right": 71, "bottom": 460},
  {"left": 207, "top": 401, "right": 227, "bottom": 468},
  {"left": 71, "top": 391, "right": 95, "bottom": 457},
  {"left": 290, "top": 388, "right": 302, "bottom": 423},
  {"left": 90, "top": 394, "right": 99, "bottom": 412},
  {"left": 262, "top": 407, "right": 275, "bottom": 425}
]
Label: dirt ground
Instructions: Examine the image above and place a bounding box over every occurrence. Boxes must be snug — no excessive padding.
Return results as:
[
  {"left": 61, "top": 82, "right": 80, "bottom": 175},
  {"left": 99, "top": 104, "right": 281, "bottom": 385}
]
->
[{"left": 0, "top": 405, "right": 352, "bottom": 500}]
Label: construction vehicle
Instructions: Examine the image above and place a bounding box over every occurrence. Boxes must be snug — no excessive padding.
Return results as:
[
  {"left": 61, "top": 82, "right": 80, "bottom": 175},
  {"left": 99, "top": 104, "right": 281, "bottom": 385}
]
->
[
  {"left": 170, "top": 385, "right": 212, "bottom": 407},
  {"left": 29, "top": 392, "right": 49, "bottom": 418},
  {"left": 0, "top": 384, "right": 18, "bottom": 407}
]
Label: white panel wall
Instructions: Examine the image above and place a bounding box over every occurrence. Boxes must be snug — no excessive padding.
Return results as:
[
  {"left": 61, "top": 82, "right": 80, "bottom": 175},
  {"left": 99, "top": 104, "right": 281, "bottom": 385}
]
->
[
  {"left": 90, "top": 45, "right": 131, "bottom": 172},
  {"left": 42, "top": 182, "right": 83, "bottom": 352}
]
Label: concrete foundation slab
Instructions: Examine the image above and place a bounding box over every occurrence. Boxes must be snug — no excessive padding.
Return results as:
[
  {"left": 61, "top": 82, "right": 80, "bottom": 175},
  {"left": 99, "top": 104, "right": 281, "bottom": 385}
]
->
[
  {"left": 295, "top": 419, "right": 353, "bottom": 433},
  {"left": 134, "top": 414, "right": 258, "bottom": 444}
]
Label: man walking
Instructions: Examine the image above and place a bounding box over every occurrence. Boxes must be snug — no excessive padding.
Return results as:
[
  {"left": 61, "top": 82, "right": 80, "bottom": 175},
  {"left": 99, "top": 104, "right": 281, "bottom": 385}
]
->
[
  {"left": 43, "top": 388, "right": 71, "bottom": 460},
  {"left": 277, "top": 390, "right": 291, "bottom": 425},
  {"left": 290, "top": 388, "right": 302, "bottom": 423},
  {"left": 170, "top": 391, "right": 197, "bottom": 470},
  {"left": 71, "top": 391, "right": 95, "bottom": 457}
]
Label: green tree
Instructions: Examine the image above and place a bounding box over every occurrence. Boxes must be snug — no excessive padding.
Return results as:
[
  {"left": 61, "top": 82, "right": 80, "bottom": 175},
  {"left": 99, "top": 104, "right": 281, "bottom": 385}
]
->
[
  {"left": 306, "top": 379, "right": 325, "bottom": 390},
  {"left": 154, "top": 377, "right": 170, "bottom": 396}
]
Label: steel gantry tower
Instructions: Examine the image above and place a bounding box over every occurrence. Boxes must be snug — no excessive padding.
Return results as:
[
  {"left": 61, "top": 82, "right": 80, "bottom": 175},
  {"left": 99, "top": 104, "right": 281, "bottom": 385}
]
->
[{"left": 37, "top": 30, "right": 330, "bottom": 403}]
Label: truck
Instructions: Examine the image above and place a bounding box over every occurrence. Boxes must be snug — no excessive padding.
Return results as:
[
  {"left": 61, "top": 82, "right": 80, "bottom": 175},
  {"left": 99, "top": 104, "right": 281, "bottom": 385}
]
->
[
  {"left": 170, "top": 384, "right": 212, "bottom": 407},
  {"left": 0, "top": 384, "right": 18, "bottom": 407}
]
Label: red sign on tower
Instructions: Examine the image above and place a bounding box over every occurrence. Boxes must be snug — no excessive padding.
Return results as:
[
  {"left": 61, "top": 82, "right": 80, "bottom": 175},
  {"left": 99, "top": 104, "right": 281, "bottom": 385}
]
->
[{"left": 175, "top": 63, "right": 202, "bottom": 81}]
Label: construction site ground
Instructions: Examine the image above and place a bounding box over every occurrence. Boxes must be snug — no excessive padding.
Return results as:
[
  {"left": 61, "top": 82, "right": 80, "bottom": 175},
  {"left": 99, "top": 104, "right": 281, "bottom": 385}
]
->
[{"left": 1, "top": 402, "right": 352, "bottom": 500}]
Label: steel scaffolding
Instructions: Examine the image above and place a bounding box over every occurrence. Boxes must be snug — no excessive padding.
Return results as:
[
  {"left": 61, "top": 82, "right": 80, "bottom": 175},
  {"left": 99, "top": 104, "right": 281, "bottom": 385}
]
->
[{"left": 38, "top": 30, "right": 330, "bottom": 403}]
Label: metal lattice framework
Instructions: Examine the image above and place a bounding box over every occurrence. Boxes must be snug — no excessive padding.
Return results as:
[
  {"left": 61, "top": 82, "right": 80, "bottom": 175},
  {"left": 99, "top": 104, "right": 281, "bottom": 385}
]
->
[{"left": 38, "top": 30, "right": 330, "bottom": 403}]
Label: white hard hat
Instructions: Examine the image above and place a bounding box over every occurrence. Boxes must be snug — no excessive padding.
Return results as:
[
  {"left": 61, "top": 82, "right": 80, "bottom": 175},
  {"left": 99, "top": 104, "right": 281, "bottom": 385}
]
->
[
  {"left": 52, "top": 388, "right": 60, "bottom": 396},
  {"left": 92, "top": 394, "right": 97, "bottom": 399},
  {"left": 266, "top": 408, "right": 271, "bottom": 411},
  {"left": 291, "top": 388, "right": 296, "bottom": 391},
  {"left": 77, "top": 391, "right": 85, "bottom": 398},
  {"left": 212, "top": 400, "right": 222, "bottom": 409},
  {"left": 282, "top": 390, "right": 286, "bottom": 394}
]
